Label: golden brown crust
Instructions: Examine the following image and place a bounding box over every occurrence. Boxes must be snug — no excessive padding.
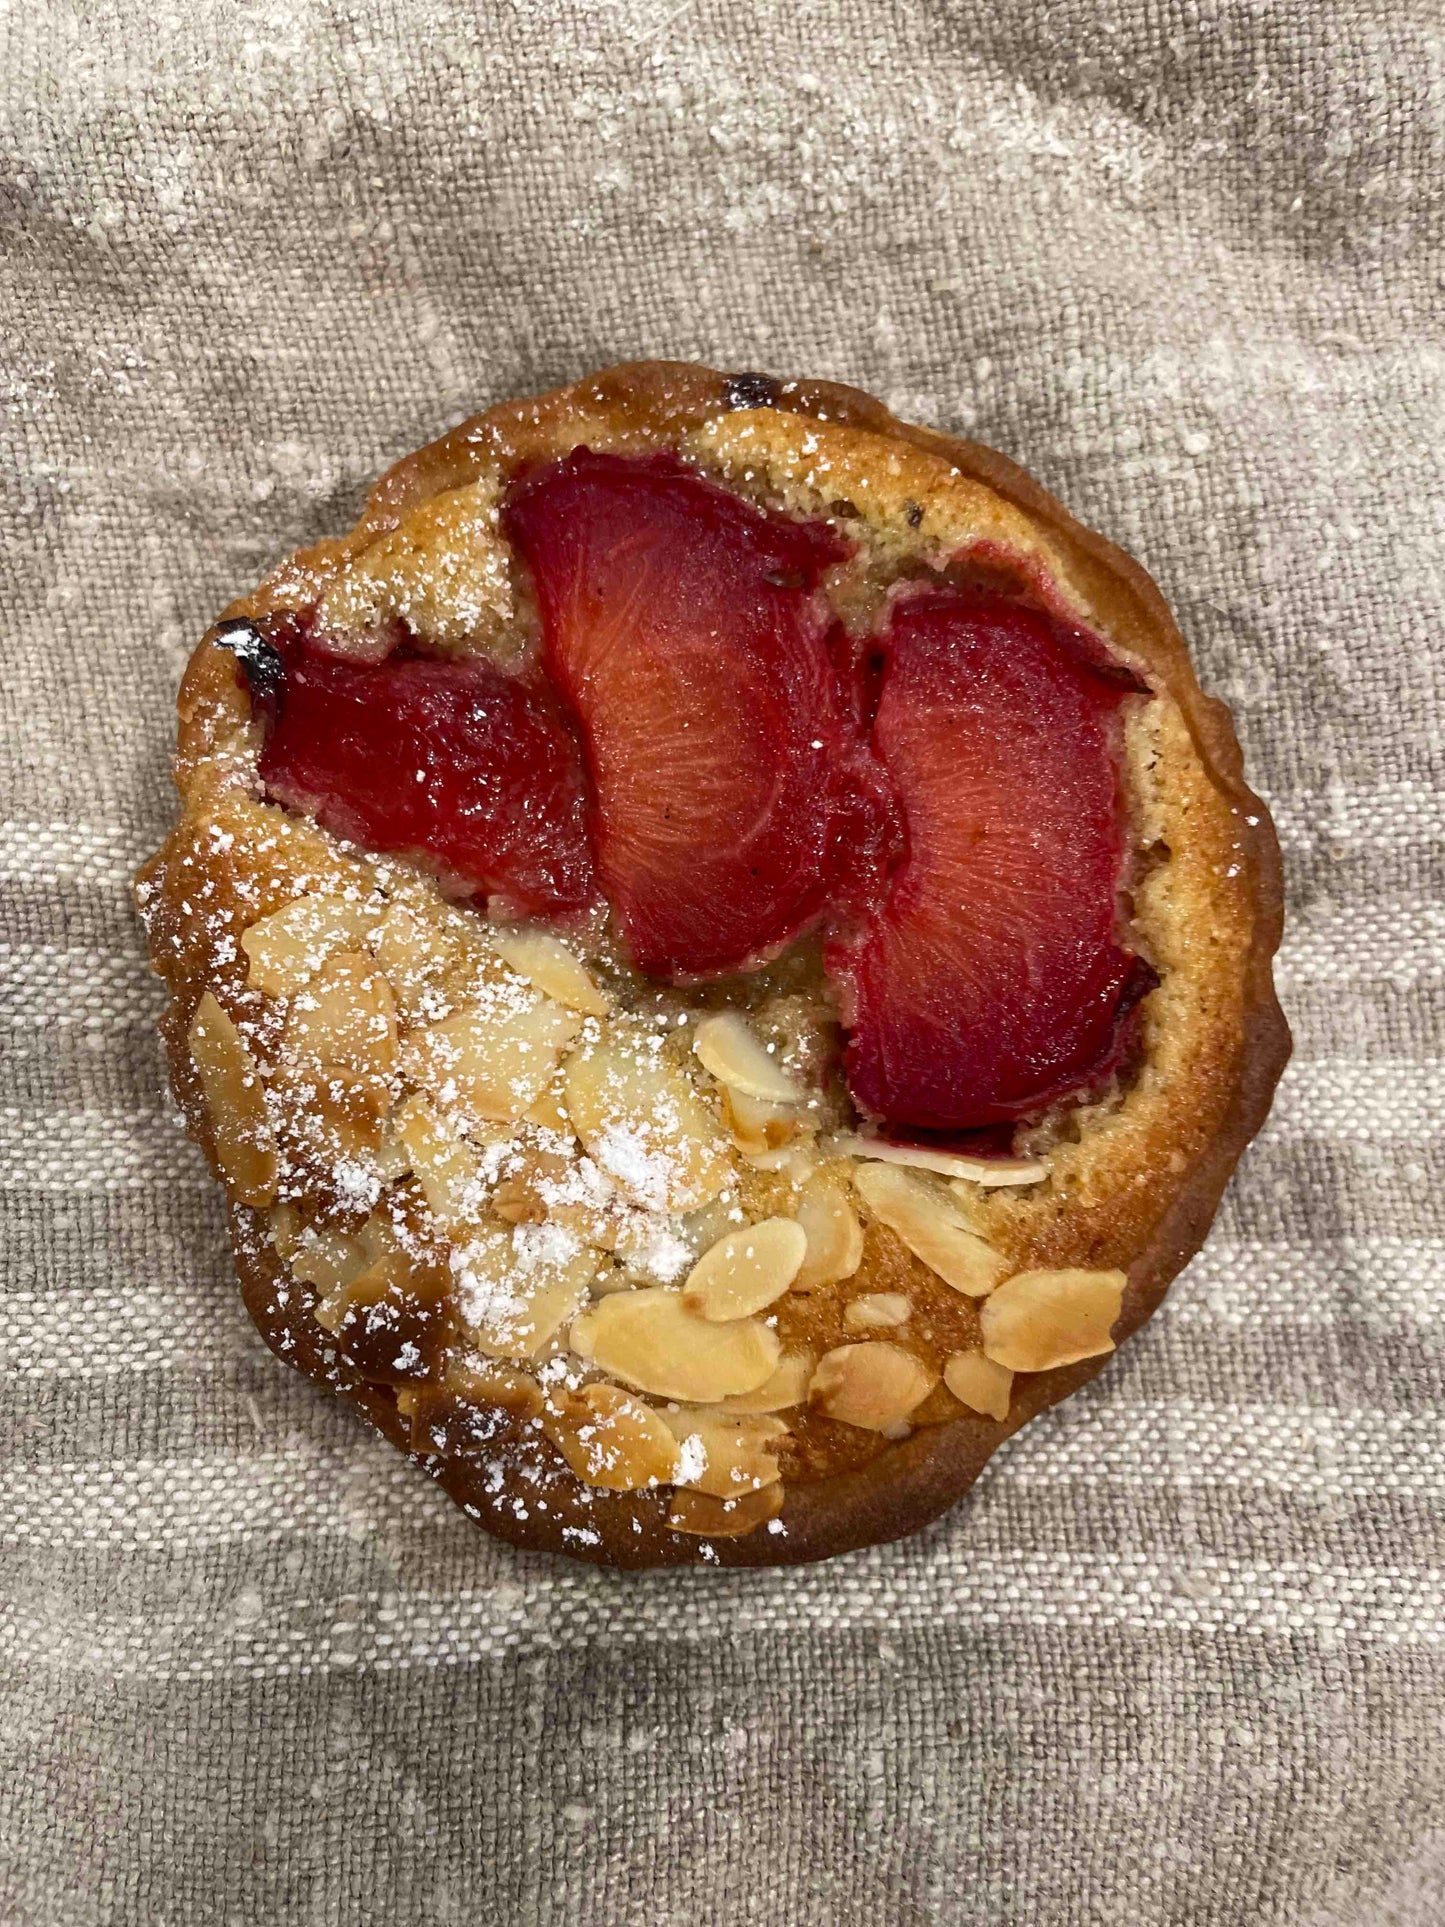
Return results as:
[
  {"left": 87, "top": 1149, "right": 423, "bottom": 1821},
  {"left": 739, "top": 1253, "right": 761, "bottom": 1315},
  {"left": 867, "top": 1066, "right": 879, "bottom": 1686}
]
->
[{"left": 139, "top": 360, "right": 1289, "bottom": 1568}]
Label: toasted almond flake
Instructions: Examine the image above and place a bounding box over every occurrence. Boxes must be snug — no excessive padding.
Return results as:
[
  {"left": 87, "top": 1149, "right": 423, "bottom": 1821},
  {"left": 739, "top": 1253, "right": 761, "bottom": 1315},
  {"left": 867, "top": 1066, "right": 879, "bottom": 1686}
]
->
[
  {"left": 523, "top": 1083, "right": 571, "bottom": 1133},
  {"left": 980, "top": 1268, "right": 1126, "bottom": 1372},
  {"left": 721, "top": 1087, "right": 802, "bottom": 1157},
  {"left": 403, "top": 994, "right": 582, "bottom": 1125},
  {"left": 852, "top": 1161, "right": 1009, "bottom": 1297},
  {"left": 444, "top": 1358, "right": 545, "bottom": 1422},
  {"left": 188, "top": 993, "right": 278, "bottom": 1206},
  {"left": 368, "top": 901, "right": 458, "bottom": 1018},
  {"left": 491, "top": 927, "right": 611, "bottom": 1017},
  {"left": 830, "top": 1132, "right": 1046, "bottom": 1186},
  {"left": 241, "top": 893, "right": 378, "bottom": 997},
  {"left": 791, "top": 1175, "right": 865, "bottom": 1291},
  {"left": 329, "top": 1252, "right": 448, "bottom": 1381},
  {"left": 453, "top": 1228, "right": 599, "bottom": 1362},
  {"left": 809, "top": 1342, "right": 938, "bottom": 1432},
  {"left": 542, "top": 1383, "right": 680, "bottom": 1491},
  {"left": 267, "top": 1203, "right": 301, "bottom": 1260},
  {"left": 943, "top": 1349, "right": 1014, "bottom": 1420},
  {"left": 680, "top": 1218, "right": 807, "bottom": 1320},
  {"left": 287, "top": 1223, "right": 372, "bottom": 1303},
  {"left": 568, "top": 1287, "right": 779, "bottom": 1401},
  {"left": 563, "top": 1029, "right": 732, "bottom": 1213},
  {"left": 393, "top": 1094, "right": 487, "bottom": 1241},
  {"left": 744, "top": 1141, "right": 819, "bottom": 1181},
  {"left": 693, "top": 1010, "right": 805, "bottom": 1104},
  {"left": 282, "top": 950, "right": 398, "bottom": 1082},
  {"left": 659, "top": 1408, "right": 789, "bottom": 1496},
  {"left": 667, "top": 1484, "right": 784, "bottom": 1538},
  {"left": 718, "top": 1351, "right": 816, "bottom": 1414},
  {"left": 403, "top": 1359, "right": 545, "bottom": 1456},
  {"left": 844, "top": 1292, "right": 912, "bottom": 1331}
]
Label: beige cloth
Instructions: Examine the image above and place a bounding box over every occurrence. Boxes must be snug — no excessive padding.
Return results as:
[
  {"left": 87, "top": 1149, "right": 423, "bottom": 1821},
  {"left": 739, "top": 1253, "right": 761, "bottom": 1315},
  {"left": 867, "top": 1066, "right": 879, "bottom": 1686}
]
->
[{"left": 3, "top": 2, "right": 1442, "bottom": 1921}]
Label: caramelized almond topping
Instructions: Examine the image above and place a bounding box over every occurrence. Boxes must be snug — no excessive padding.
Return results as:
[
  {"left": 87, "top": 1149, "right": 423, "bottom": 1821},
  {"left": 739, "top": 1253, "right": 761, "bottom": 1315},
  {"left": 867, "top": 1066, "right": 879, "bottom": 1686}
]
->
[
  {"left": 831, "top": 1132, "right": 1047, "bottom": 1186},
  {"left": 808, "top": 1342, "right": 938, "bottom": 1432},
  {"left": 187, "top": 992, "right": 278, "bottom": 1206},
  {"left": 241, "top": 893, "right": 379, "bottom": 997},
  {"left": 791, "top": 1175, "right": 865, "bottom": 1291},
  {"left": 563, "top": 1029, "right": 732, "bottom": 1213},
  {"left": 718, "top": 1350, "right": 816, "bottom": 1414},
  {"left": 680, "top": 1218, "right": 807, "bottom": 1321},
  {"left": 331, "top": 1252, "right": 449, "bottom": 1384},
  {"left": 568, "top": 1287, "right": 780, "bottom": 1402},
  {"left": 980, "top": 1268, "right": 1126, "bottom": 1372},
  {"left": 844, "top": 1292, "right": 911, "bottom": 1331},
  {"left": 693, "top": 1011, "right": 804, "bottom": 1104},
  {"left": 281, "top": 950, "right": 398, "bottom": 1082},
  {"left": 660, "top": 1407, "right": 788, "bottom": 1496},
  {"left": 852, "top": 1161, "right": 1009, "bottom": 1297},
  {"left": 667, "top": 1484, "right": 784, "bottom": 1538},
  {"left": 943, "top": 1349, "right": 1014, "bottom": 1421},
  {"left": 542, "top": 1383, "right": 680, "bottom": 1491},
  {"left": 402, "top": 993, "right": 582, "bottom": 1125},
  {"left": 392, "top": 1094, "right": 488, "bottom": 1241},
  {"left": 491, "top": 926, "right": 611, "bottom": 1017}
]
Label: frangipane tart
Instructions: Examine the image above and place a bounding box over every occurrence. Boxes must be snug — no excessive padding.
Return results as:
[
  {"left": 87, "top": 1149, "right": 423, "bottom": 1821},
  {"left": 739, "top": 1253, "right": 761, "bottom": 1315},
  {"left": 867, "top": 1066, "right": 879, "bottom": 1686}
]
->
[{"left": 136, "top": 361, "right": 1288, "bottom": 1568}]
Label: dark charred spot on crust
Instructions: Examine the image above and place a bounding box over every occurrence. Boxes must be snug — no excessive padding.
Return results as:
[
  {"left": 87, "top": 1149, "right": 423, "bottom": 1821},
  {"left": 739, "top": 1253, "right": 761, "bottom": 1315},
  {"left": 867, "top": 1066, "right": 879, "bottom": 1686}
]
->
[
  {"left": 724, "top": 371, "right": 781, "bottom": 411},
  {"left": 905, "top": 500, "right": 924, "bottom": 528},
  {"left": 213, "top": 616, "right": 284, "bottom": 699}
]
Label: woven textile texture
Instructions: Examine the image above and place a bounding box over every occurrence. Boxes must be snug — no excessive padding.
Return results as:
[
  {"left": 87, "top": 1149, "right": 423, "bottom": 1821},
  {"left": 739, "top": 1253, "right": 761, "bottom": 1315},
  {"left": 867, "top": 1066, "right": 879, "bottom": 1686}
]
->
[{"left": 3, "top": 2, "right": 1442, "bottom": 1921}]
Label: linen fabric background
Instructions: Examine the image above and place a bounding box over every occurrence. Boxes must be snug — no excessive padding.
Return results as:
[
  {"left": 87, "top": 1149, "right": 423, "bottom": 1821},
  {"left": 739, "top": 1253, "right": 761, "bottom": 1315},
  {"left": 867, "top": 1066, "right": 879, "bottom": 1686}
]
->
[{"left": 3, "top": 2, "right": 1442, "bottom": 1921}]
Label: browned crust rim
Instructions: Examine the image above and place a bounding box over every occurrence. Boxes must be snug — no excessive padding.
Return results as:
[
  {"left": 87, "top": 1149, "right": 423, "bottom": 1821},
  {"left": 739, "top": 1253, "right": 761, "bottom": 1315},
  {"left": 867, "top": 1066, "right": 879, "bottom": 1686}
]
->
[{"left": 178, "top": 360, "right": 1290, "bottom": 1569}]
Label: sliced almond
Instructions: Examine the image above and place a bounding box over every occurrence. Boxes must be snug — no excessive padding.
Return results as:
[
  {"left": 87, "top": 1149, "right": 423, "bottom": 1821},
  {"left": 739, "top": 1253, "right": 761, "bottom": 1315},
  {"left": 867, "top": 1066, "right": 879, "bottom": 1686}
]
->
[
  {"left": 808, "top": 1342, "right": 938, "bottom": 1432},
  {"left": 402, "top": 990, "right": 582, "bottom": 1125},
  {"left": 542, "top": 1383, "right": 680, "bottom": 1491},
  {"left": 718, "top": 1351, "right": 816, "bottom": 1414},
  {"left": 721, "top": 1087, "right": 802, "bottom": 1157},
  {"left": 744, "top": 1141, "right": 819, "bottom": 1181},
  {"left": 267, "top": 1202, "right": 301, "bottom": 1260},
  {"left": 563, "top": 1029, "right": 732, "bottom": 1213},
  {"left": 330, "top": 1251, "right": 449, "bottom": 1383},
  {"left": 368, "top": 901, "right": 458, "bottom": 1019},
  {"left": 568, "top": 1287, "right": 779, "bottom": 1402},
  {"left": 522, "top": 1082, "right": 572, "bottom": 1134},
  {"left": 980, "top": 1268, "right": 1126, "bottom": 1373},
  {"left": 404, "top": 1359, "right": 544, "bottom": 1457},
  {"left": 451, "top": 1226, "right": 599, "bottom": 1362},
  {"left": 282, "top": 950, "right": 398, "bottom": 1082},
  {"left": 241, "top": 893, "right": 379, "bottom": 997},
  {"left": 852, "top": 1161, "right": 1009, "bottom": 1297},
  {"left": 830, "top": 1132, "right": 1046, "bottom": 1186},
  {"left": 289, "top": 1223, "right": 372, "bottom": 1306},
  {"left": 660, "top": 1408, "right": 789, "bottom": 1496},
  {"left": 490, "top": 926, "right": 610, "bottom": 1017},
  {"left": 187, "top": 992, "right": 278, "bottom": 1206},
  {"left": 667, "top": 1484, "right": 784, "bottom": 1538},
  {"left": 844, "top": 1292, "right": 911, "bottom": 1331},
  {"left": 943, "top": 1349, "right": 1014, "bottom": 1421},
  {"left": 693, "top": 1010, "right": 804, "bottom": 1103},
  {"left": 680, "top": 1218, "right": 806, "bottom": 1321},
  {"left": 791, "top": 1175, "right": 865, "bottom": 1291},
  {"left": 393, "top": 1094, "right": 488, "bottom": 1241}
]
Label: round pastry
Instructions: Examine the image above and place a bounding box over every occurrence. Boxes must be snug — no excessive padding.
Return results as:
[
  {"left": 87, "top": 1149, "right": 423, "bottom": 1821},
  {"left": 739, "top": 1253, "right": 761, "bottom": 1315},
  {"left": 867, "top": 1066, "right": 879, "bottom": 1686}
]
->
[{"left": 136, "top": 361, "right": 1289, "bottom": 1568}]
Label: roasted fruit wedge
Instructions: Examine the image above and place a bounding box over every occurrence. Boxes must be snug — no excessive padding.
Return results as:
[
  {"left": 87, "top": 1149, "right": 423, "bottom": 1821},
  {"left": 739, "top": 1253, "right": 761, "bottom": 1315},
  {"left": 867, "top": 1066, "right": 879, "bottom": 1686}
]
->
[
  {"left": 827, "top": 591, "right": 1150, "bottom": 1131},
  {"left": 504, "top": 450, "right": 860, "bottom": 979},
  {"left": 251, "top": 617, "right": 596, "bottom": 918}
]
